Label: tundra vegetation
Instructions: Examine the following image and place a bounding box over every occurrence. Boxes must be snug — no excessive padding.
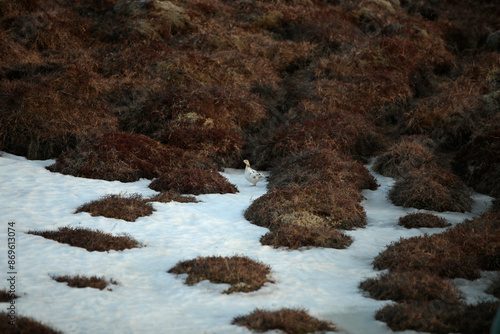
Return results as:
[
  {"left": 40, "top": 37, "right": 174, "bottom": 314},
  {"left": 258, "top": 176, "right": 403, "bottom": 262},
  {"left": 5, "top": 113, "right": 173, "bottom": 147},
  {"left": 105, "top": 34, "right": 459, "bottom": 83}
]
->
[{"left": 1, "top": 0, "right": 499, "bottom": 331}]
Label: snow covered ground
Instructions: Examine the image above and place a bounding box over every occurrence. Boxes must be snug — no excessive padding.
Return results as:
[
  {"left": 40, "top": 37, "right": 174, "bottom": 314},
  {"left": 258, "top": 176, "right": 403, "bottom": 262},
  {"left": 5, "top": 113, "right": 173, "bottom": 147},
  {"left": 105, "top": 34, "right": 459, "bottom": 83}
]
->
[{"left": 0, "top": 152, "right": 496, "bottom": 334}]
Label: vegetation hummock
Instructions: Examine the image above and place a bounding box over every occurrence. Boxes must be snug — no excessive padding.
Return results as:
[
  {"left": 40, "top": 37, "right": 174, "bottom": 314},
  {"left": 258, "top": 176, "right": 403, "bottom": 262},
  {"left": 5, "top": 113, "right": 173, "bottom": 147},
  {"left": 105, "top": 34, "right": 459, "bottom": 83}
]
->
[
  {"left": 75, "top": 193, "right": 154, "bottom": 222},
  {"left": 232, "top": 308, "right": 336, "bottom": 334},
  {"left": 398, "top": 212, "right": 451, "bottom": 229},
  {"left": 28, "top": 227, "right": 142, "bottom": 252},
  {"left": 1, "top": 312, "right": 62, "bottom": 334},
  {"left": 168, "top": 255, "right": 273, "bottom": 294},
  {"left": 51, "top": 275, "right": 118, "bottom": 291}
]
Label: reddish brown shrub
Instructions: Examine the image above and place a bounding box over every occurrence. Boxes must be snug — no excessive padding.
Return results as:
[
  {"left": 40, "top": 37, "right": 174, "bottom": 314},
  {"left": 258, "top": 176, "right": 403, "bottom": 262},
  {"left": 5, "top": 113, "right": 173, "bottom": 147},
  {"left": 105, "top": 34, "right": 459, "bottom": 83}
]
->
[
  {"left": 389, "top": 166, "right": 472, "bottom": 212},
  {"left": 149, "top": 169, "right": 237, "bottom": 195},
  {"left": 453, "top": 130, "right": 500, "bottom": 197},
  {"left": 75, "top": 193, "right": 154, "bottom": 222},
  {"left": 232, "top": 307, "right": 336, "bottom": 334},
  {"left": 168, "top": 255, "right": 272, "bottom": 294},
  {"left": 359, "top": 271, "right": 462, "bottom": 303},
  {"left": 268, "top": 149, "right": 377, "bottom": 191},
  {"left": 0, "top": 290, "right": 16, "bottom": 302},
  {"left": 51, "top": 275, "right": 118, "bottom": 291},
  {"left": 47, "top": 132, "right": 210, "bottom": 182},
  {"left": 148, "top": 190, "right": 199, "bottom": 203},
  {"left": 28, "top": 226, "right": 141, "bottom": 252},
  {"left": 372, "top": 136, "right": 437, "bottom": 178},
  {"left": 398, "top": 212, "right": 451, "bottom": 229},
  {"left": 1, "top": 311, "right": 62, "bottom": 334},
  {"left": 245, "top": 183, "right": 366, "bottom": 231}
]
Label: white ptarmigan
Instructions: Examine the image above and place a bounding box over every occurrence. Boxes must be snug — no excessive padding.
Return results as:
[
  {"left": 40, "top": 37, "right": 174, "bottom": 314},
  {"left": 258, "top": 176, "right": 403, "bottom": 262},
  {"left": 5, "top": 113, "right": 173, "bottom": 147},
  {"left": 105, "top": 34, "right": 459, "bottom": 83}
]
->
[{"left": 243, "top": 159, "right": 264, "bottom": 186}]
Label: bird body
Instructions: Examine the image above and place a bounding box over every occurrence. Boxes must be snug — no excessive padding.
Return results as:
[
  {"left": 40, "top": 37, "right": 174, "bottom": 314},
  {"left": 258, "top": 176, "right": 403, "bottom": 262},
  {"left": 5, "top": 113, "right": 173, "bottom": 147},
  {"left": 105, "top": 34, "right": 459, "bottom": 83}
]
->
[{"left": 243, "top": 160, "right": 264, "bottom": 186}]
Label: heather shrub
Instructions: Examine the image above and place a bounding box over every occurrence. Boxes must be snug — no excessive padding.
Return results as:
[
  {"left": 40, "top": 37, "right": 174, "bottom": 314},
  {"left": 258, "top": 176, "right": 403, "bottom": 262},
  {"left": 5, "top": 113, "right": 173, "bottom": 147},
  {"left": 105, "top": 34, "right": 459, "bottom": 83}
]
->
[
  {"left": 149, "top": 169, "right": 237, "bottom": 195},
  {"left": 47, "top": 132, "right": 210, "bottom": 182},
  {"left": 168, "top": 255, "right": 272, "bottom": 294},
  {"left": 51, "top": 275, "right": 118, "bottom": 291},
  {"left": 398, "top": 212, "right": 451, "bottom": 229},
  {"left": 359, "top": 271, "right": 462, "bottom": 303},
  {"left": 75, "top": 193, "right": 154, "bottom": 222},
  {"left": 148, "top": 190, "right": 198, "bottom": 203},
  {"left": 1, "top": 311, "right": 62, "bottom": 334},
  {"left": 389, "top": 166, "right": 472, "bottom": 212},
  {"left": 232, "top": 307, "right": 336, "bottom": 334},
  {"left": 28, "top": 227, "right": 142, "bottom": 252},
  {"left": 0, "top": 290, "right": 16, "bottom": 302}
]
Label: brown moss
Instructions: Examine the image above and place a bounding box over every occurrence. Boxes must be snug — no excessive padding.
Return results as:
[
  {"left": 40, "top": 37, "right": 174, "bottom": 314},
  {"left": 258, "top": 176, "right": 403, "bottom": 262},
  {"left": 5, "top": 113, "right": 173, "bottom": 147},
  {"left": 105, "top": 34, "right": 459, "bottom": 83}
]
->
[
  {"left": 47, "top": 132, "right": 210, "bottom": 182},
  {"left": 398, "top": 212, "right": 451, "bottom": 229},
  {"left": 232, "top": 307, "right": 336, "bottom": 334},
  {"left": 168, "top": 255, "right": 272, "bottom": 294},
  {"left": 149, "top": 169, "right": 237, "bottom": 195},
  {"left": 359, "top": 271, "right": 462, "bottom": 303},
  {"left": 51, "top": 275, "right": 118, "bottom": 291},
  {"left": 389, "top": 166, "right": 472, "bottom": 212},
  {"left": 28, "top": 226, "right": 141, "bottom": 252},
  {"left": 75, "top": 193, "right": 154, "bottom": 222},
  {"left": 1, "top": 311, "right": 62, "bottom": 334}
]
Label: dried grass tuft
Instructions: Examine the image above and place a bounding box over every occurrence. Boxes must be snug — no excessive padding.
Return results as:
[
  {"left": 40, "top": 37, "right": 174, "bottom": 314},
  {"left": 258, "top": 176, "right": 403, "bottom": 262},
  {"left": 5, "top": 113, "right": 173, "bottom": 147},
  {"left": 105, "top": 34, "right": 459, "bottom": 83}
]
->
[
  {"left": 149, "top": 169, "right": 237, "bottom": 195},
  {"left": 75, "top": 193, "right": 154, "bottom": 222}
]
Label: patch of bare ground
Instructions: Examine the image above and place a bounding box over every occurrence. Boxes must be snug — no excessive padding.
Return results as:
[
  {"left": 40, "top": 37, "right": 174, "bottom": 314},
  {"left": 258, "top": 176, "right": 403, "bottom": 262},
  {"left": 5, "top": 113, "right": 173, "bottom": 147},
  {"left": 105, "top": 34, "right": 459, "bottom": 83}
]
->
[
  {"left": 149, "top": 169, "right": 237, "bottom": 195},
  {"left": 168, "top": 255, "right": 272, "bottom": 294},
  {"left": 148, "top": 190, "right": 199, "bottom": 203},
  {"left": 51, "top": 275, "right": 118, "bottom": 291},
  {"left": 389, "top": 166, "right": 472, "bottom": 212},
  {"left": 75, "top": 193, "right": 154, "bottom": 222},
  {"left": 28, "top": 226, "right": 142, "bottom": 252},
  {"left": 360, "top": 271, "right": 462, "bottom": 303},
  {"left": 398, "top": 212, "right": 451, "bottom": 229},
  {"left": 1, "top": 312, "right": 62, "bottom": 334},
  {"left": 47, "top": 132, "right": 211, "bottom": 182},
  {"left": 232, "top": 307, "right": 336, "bottom": 334},
  {"left": 374, "top": 212, "right": 500, "bottom": 279}
]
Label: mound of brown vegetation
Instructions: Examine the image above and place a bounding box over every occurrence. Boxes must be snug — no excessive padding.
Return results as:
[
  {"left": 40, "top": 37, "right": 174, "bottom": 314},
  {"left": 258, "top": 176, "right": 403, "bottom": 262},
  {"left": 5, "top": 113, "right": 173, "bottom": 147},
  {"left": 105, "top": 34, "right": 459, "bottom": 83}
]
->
[
  {"left": 75, "top": 193, "right": 154, "bottom": 222},
  {"left": 168, "top": 255, "right": 272, "bottom": 294},
  {"left": 389, "top": 166, "right": 472, "bottom": 212},
  {"left": 149, "top": 169, "right": 237, "bottom": 195},
  {"left": 398, "top": 212, "right": 451, "bottom": 229},
  {"left": 0, "top": 290, "right": 16, "bottom": 302},
  {"left": 453, "top": 129, "right": 500, "bottom": 197},
  {"left": 232, "top": 307, "right": 336, "bottom": 334},
  {"left": 360, "top": 271, "right": 462, "bottom": 303},
  {"left": 148, "top": 190, "right": 198, "bottom": 203},
  {"left": 1, "top": 311, "right": 62, "bottom": 334},
  {"left": 374, "top": 212, "right": 500, "bottom": 280},
  {"left": 28, "top": 226, "right": 141, "bottom": 252},
  {"left": 372, "top": 136, "right": 437, "bottom": 178},
  {"left": 51, "top": 275, "right": 118, "bottom": 291},
  {"left": 47, "top": 132, "right": 210, "bottom": 182}
]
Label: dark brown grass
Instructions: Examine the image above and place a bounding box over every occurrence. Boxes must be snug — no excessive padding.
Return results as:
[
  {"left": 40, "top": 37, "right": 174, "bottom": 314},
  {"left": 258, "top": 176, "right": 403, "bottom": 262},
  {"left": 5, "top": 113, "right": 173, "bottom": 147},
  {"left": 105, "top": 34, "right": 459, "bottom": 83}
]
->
[
  {"left": 0, "top": 290, "right": 16, "bottom": 302},
  {"left": 48, "top": 132, "right": 211, "bottom": 182},
  {"left": 389, "top": 166, "right": 472, "bottom": 212},
  {"left": 168, "top": 255, "right": 272, "bottom": 294},
  {"left": 1, "top": 311, "right": 62, "bottom": 334},
  {"left": 148, "top": 190, "right": 199, "bottom": 203},
  {"left": 51, "top": 275, "right": 118, "bottom": 291},
  {"left": 28, "top": 226, "right": 141, "bottom": 252},
  {"left": 75, "top": 193, "right": 154, "bottom": 222},
  {"left": 374, "top": 212, "right": 500, "bottom": 279},
  {"left": 232, "top": 307, "right": 336, "bottom": 334},
  {"left": 268, "top": 149, "right": 377, "bottom": 191},
  {"left": 398, "top": 212, "right": 451, "bottom": 229},
  {"left": 149, "top": 169, "right": 238, "bottom": 195},
  {"left": 359, "top": 271, "right": 462, "bottom": 303},
  {"left": 372, "top": 136, "right": 437, "bottom": 178}
]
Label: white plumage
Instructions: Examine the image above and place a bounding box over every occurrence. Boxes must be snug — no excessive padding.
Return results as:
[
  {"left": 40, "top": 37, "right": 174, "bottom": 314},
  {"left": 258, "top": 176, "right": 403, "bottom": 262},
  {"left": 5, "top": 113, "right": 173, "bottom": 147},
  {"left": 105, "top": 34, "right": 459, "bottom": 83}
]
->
[{"left": 243, "top": 159, "right": 264, "bottom": 186}]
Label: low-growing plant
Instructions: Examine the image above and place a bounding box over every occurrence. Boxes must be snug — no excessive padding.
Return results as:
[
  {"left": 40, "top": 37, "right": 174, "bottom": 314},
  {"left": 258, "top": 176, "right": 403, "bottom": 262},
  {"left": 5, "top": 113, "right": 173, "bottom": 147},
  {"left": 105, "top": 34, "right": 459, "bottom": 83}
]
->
[
  {"left": 486, "top": 275, "right": 500, "bottom": 299},
  {"left": 0, "top": 289, "right": 17, "bottom": 302},
  {"left": 389, "top": 166, "right": 472, "bottom": 212},
  {"left": 398, "top": 212, "right": 451, "bottom": 229},
  {"left": 1, "top": 311, "right": 62, "bottom": 334},
  {"left": 149, "top": 169, "right": 238, "bottom": 195},
  {"left": 168, "top": 255, "right": 272, "bottom": 294},
  {"left": 148, "top": 190, "right": 199, "bottom": 203},
  {"left": 75, "top": 193, "right": 154, "bottom": 222},
  {"left": 28, "top": 227, "right": 142, "bottom": 252},
  {"left": 359, "top": 271, "right": 462, "bottom": 303},
  {"left": 51, "top": 275, "right": 118, "bottom": 291},
  {"left": 232, "top": 307, "right": 336, "bottom": 334}
]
